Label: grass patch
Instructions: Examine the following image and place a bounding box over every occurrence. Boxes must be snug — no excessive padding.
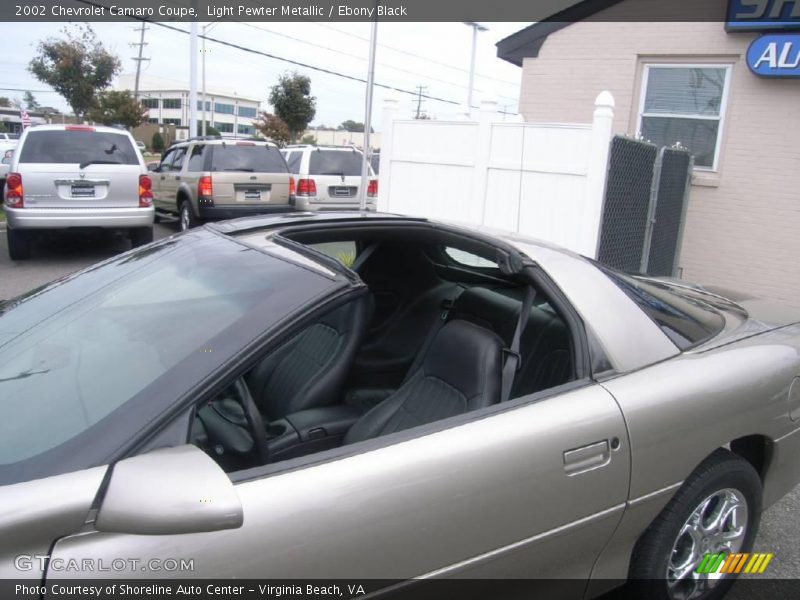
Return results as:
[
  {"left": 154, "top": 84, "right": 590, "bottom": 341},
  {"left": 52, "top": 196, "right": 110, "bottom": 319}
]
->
[{"left": 0, "top": 207, "right": 5, "bottom": 222}]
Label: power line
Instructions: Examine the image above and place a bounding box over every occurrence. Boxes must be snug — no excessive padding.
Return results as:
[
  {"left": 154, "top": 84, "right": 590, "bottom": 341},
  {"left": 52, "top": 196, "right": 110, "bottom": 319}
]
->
[
  {"left": 70, "top": 2, "right": 518, "bottom": 115},
  {"left": 234, "top": 22, "right": 519, "bottom": 103},
  {"left": 311, "top": 22, "right": 520, "bottom": 88}
]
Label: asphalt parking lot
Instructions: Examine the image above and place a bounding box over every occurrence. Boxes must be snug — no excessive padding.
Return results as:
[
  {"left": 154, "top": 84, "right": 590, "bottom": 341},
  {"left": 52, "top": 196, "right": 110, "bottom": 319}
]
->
[{"left": 0, "top": 221, "right": 798, "bottom": 581}]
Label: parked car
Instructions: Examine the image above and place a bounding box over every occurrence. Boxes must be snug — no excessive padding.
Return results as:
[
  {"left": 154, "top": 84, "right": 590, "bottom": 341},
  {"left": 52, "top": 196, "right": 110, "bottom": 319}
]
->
[
  {"left": 1, "top": 211, "right": 799, "bottom": 600},
  {"left": 2, "top": 124, "right": 154, "bottom": 260},
  {"left": 281, "top": 144, "right": 378, "bottom": 211},
  {"left": 0, "top": 132, "right": 20, "bottom": 141},
  {"left": 0, "top": 140, "right": 17, "bottom": 194},
  {"left": 135, "top": 140, "right": 146, "bottom": 153},
  {"left": 150, "top": 137, "right": 293, "bottom": 231}
]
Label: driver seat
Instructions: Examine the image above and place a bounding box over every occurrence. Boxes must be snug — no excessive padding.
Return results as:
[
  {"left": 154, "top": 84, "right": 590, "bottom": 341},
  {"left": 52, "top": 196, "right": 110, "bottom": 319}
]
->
[
  {"left": 247, "top": 293, "right": 372, "bottom": 421},
  {"left": 344, "top": 319, "right": 504, "bottom": 444}
]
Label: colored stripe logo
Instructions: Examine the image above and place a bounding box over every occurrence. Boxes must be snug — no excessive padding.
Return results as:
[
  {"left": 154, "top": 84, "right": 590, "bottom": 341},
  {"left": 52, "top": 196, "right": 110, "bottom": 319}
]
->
[{"left": 696, "top": 552, "right": 773, "bottom": 574}]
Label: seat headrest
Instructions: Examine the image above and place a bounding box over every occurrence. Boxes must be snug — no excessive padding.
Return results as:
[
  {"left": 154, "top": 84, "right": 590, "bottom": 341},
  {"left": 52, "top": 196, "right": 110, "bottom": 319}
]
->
[
  {"left": 422, "top": 319, "right": 504, "bottom": 401},
  {"left": 449, "top": 287, "right": 522, "bottom": 346}
]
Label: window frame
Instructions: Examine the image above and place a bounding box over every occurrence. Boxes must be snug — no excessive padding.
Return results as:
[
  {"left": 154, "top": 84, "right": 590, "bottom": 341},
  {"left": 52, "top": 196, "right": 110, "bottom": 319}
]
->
[{"left": 636, "top": 63, "right": 732, "bottom": 173}]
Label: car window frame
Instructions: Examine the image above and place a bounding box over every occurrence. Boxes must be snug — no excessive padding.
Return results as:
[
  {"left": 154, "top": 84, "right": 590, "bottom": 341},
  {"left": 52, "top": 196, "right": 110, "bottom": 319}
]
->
[
  {"left": 170, "top": 147, "right": 188, "bottom": 173},
  {"left": 133, "top": 246, "right": 593, "bottom": 486}
]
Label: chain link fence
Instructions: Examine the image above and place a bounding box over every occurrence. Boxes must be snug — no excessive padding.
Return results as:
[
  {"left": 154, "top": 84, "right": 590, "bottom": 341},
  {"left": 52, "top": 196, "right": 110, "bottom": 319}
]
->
[{"left": 597, "top": 135, "right": 693, "bottom": 276}]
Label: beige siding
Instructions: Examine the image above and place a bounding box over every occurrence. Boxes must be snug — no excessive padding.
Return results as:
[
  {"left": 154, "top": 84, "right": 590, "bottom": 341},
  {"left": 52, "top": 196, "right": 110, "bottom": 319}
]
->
[{"left": 517, "top": 3, "right": 800, "bottom": 306}]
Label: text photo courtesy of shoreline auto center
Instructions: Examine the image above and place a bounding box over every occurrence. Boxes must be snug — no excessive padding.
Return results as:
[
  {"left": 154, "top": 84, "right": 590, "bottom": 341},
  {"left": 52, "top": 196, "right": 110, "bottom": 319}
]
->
[{"left": 1, "top": 0, "right": 800, "bottom": 598}]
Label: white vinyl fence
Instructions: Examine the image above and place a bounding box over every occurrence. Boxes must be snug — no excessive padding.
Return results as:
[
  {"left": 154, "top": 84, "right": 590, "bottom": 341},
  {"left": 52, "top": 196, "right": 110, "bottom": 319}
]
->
[{"left": 377, "top": 92, "right": 615, "bottom": 258}]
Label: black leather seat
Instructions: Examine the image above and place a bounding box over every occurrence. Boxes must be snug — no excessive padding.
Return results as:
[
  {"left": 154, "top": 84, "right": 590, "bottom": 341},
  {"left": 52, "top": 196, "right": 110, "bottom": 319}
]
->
[
  {"left": 448, "top": 287, "right": 572, "bottom": 398},
  {"left": 344, "top": 319, "right": 504, "bottom": 444},
  {"left": 247, "top": 293, "right": 372, "bottom": 421}
]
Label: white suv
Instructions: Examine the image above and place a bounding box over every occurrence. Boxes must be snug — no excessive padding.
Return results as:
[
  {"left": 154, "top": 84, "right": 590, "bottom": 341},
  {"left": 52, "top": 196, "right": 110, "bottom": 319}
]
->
[
  {"left": 281, "top": 145, "right": 377, "bottom": 211},
  {"left": 3, "top": 124, "right": 154, "bottom": 260}
]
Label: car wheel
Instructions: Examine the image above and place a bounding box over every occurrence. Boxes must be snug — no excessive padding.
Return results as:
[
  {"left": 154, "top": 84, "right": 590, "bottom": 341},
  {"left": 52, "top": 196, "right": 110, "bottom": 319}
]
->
[
  {"left": 628, "top": 449, "right": 762, "bottom": 600},
  {"left": 179, "top": 200, "right": 197, "bottom": 232},
  {"left": 6, "top": 228, "right": 31, "bottom": 260},
  {"left": 130, "top": 227, "right": 154, "bottom": 248}
]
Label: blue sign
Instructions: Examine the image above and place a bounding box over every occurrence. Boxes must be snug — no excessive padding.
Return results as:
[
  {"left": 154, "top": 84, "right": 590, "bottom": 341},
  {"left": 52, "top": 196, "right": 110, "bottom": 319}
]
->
[
  {"left": 747, "top": 34, "right": 800, "bottom": 76},
  {"left": 727, "top": 0, "right": 800, "bottom": 30}
]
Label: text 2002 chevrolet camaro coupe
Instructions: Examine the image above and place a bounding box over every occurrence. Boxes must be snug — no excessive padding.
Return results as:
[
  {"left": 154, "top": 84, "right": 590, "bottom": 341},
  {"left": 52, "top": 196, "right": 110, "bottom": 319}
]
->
[{"left": 1, "top": 212, "right": 800, "bottom": 600}]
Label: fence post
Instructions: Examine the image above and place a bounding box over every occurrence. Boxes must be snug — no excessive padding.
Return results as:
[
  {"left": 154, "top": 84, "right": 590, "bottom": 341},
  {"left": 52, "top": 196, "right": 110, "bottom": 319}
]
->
[
  {"left": 583, "top": 91, "right": 615, "bottom": 258},
  {"left": 377, "top": 96, "right": 399, "bottom": 213},
  {"left": 474, "top": 99, "right": 497, "bottom": 226}
]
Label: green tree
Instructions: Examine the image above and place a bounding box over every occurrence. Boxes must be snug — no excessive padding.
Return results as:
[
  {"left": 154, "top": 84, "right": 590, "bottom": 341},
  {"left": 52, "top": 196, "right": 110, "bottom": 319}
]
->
[
  {"left": 253, "top": 111, "right": 291, "bottom": 147},
  {"left": 29, "top": 24, "right": 121, "bottom": 121},
  {"left": 196, "top": 124, "right": 220, "bottom": 137},
  {"left": 88, "top": 90, "right": 148, "bottom": 128},
  {"left": 0, "top": 97, "right": 11, "bottom": 108},
  {"left": 151, "top": 131, "right": 165, "bottom": 153},
  {"left": 0, "top": 121, "right": 7, "bottom": 133},
  {"left": 300, "top": 134, "right": 317, "bottom": 144},
  {"left": 23, "top": 91, "right": 39, "bottom": 111},
  {"left": 268, "top": 72, "right": 316, "bottom": 143},
  {"left": 339, "top": 120, "right": 373, "bottom": 133}
]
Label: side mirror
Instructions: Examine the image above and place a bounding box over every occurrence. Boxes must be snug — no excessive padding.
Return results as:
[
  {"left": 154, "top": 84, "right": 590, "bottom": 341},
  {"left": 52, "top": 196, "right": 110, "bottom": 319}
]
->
[{"left": 95, "top": 445, "right": 243, "bottom": 535}]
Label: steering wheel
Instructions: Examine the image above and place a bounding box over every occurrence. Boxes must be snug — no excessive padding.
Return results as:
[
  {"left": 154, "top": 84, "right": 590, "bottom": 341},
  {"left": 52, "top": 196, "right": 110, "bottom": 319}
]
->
[{"left": 233, "top": 378, "right": 271, "bottom": 465}]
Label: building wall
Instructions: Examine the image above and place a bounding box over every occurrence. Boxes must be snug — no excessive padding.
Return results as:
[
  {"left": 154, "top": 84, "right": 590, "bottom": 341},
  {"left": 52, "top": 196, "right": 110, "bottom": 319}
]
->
[{"left": 516, "top": 3, "right": 800, "bottom": 305}]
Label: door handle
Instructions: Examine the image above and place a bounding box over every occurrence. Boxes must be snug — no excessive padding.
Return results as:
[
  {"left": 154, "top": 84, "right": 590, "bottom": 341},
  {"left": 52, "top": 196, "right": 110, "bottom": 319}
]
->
[
  {"left": 563, "top": 440, "right": 610, "bottom": 475},
  {"left": 160, "top": 175, "right": 166, "bottom": 180},
  {"left": 175, "top": 176, "right": 181, "bottom": 181}
]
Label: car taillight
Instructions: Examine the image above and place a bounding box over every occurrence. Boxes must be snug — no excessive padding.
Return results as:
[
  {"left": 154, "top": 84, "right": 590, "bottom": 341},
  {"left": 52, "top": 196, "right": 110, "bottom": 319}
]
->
[
  {"left": 296, "top": 178, "right": 316, "bottom": 196},
  {"left": 198, "top": 175, "right": 213, "bottom": 198},
  {"left": 5, "top": 172, "right": 23, "bottom": 208},
  {"left": 367, "top": 179, "right": 378, "bottom": 198},
  {"left": 289, "top": 176, "right": 296, "bottom": 196},
  {"left": 138, "top": 174, "right": 153, "bottom": 207},
  {"left": 65, "top": 125, "right": 96, "bottom": 132}
]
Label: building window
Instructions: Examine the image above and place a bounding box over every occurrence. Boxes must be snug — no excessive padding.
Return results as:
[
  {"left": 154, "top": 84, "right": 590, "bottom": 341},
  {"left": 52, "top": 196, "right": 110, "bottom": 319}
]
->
[
  {"left": 238, "top": 124, "right": 255, "bottom": 135},
  {"left": 163, "top": 118, "right": 182, "bottom": 126},
  {"left": 637, "top": 64, "right": 731, "bottom": 170},
  {"left": 148, "top": 118, "right": 159, "bottom": 124},
  {"left": 162, "top": 98, "right": 182, "bottom": 110},
  {"left": 215, "top": 102, "right": 235, "bottom": 115},
  {"left": 238, "top": 106, "right": 257, "bottom": 119},
  {"left": 215, "top": 122, "right": 234, "bottom": 133},
  {"left": 141, "top": 98, "right": 158, "bottom": 109},
  {"left": 197, "top": 100, "right": 211, "bottom": 111}
]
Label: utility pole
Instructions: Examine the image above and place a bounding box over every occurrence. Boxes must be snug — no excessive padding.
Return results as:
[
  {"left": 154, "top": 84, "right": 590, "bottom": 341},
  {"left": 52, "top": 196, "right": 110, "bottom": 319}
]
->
[
  {"left": 359, "top": 14, "right": 378, "bottom": 212},
  {"left": 130, "top": 23, "right": 149, "bottom": 101},
  {"left": 463, "top": 22, "right": 488, "bottom": 116},
  {"left": 414, "top": 85, "right": 428, "bottom": 119}
]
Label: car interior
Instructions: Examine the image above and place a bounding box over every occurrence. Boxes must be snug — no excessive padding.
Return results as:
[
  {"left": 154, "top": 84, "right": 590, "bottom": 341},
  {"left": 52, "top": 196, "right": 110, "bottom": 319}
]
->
[{"left": 190, "top": 223, "right": 578, "bottom": 473}]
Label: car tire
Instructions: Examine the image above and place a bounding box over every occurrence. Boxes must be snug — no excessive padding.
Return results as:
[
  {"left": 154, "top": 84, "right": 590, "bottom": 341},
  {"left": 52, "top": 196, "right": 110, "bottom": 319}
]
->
[
  {"left": 628, "top": 449, "right": 762, "bottom": 600},
  {"left": 179, "top": 200, "right": 197, "bottom": 232},
  {"left": 130, "top": 227, "right": 154, "bottom": 248},
  {"left": 7, "top": 228, "right": 31, "bottom": 260}
]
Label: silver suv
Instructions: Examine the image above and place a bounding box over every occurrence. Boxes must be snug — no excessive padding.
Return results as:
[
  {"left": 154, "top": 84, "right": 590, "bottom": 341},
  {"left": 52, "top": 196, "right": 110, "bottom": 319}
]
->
[
  {"left": 151, "top": 138, "right": 293, "bottom": 231},
  {"left": 281, "top": 145, "right": 377, "bottom": 211},
  {"left": 3, "top": 124, "right": 153, "bottom": 260}
]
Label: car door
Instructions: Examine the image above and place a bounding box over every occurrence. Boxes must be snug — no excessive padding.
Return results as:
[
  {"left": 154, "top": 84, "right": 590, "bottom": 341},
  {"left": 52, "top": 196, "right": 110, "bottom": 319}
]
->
[
  {"left": 152, "top": 147, "right": 177, "bottom": 211},
  {"left": 162, "top": 146, "right": 187, "bottom": 207},
  {"left": 45, "top": 381, "right": 629, "bottom": 596}
]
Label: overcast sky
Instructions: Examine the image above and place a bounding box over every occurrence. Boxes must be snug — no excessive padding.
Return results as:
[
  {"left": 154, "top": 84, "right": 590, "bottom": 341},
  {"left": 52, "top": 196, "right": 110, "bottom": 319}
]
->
[{"left": 0, "top": 20, "right": 529, "bottom": 130}]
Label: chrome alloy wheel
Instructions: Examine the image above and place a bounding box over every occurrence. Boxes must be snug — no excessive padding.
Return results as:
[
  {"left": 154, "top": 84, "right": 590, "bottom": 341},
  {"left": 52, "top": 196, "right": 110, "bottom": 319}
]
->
[{"left": 667, "top": 488, "right": 748, "bottom": 600}]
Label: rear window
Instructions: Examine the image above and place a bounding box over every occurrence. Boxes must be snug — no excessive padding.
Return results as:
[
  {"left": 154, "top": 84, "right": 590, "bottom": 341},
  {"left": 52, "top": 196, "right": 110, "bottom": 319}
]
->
[
  {"left": 18, "top": 130, "right": 138, "bottom": 165},
  {"left": 600, "top": 266, "right": 725, "bottom": 349},
  {"left": 309, "top": 150, "right": 365, "bottom": 176},
  {"left": 209, "top": 144, "right": 287, "bottom": 173}
]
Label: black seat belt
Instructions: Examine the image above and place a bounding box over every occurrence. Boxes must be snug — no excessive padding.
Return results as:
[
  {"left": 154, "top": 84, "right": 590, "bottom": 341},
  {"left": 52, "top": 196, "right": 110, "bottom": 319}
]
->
[
  {"left": 501, "top": 285, "right": 536, "bottom": 402},
  {"left": 401, "top": 285, "right": 464, "bottom": 384}
]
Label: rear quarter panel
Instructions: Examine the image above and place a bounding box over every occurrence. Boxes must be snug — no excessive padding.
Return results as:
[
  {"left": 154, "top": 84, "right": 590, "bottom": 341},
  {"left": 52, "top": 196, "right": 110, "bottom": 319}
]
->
[{"left": 602, "top": 323, "right": 800, "bottom": 502}]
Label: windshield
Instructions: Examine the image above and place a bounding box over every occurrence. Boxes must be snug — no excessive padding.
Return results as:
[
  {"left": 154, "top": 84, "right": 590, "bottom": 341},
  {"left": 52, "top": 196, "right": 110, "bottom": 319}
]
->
[
  {"left": 0, "top": 231, "right": 338, "bottom": 484},
  {"left": 18, "top": 130, "right": 139, "bottom": 165},
  {"left": 209, "top": 144, "right": 288, "bottom": 173},
  {"left": 599, "top": 265, "right": 725, "bottom": 349},
  {"left": 309, "top": 150, "right": 366, "bottom": 176}
]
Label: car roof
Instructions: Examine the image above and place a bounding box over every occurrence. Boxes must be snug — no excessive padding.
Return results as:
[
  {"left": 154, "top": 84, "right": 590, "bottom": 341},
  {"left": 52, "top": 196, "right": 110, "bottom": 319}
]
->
[
  {"left": 23, "top": 124, "right": 133, "bottom": 135},
  {"left": 170, "top": 139, "right": 277, "bottom": 149}
]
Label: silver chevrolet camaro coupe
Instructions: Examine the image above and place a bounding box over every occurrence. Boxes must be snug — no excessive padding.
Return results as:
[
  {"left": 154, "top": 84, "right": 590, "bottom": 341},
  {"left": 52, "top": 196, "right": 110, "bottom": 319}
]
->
[{"left": 2, "top": 212, "right": 800, "bottom": 600}]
